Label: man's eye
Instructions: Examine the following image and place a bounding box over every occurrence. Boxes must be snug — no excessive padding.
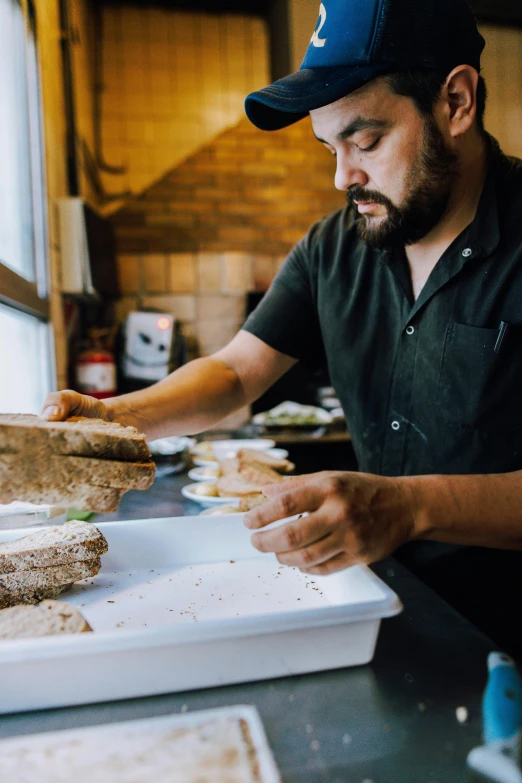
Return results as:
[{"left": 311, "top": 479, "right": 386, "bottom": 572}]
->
[{"left": 359, "top": 137, "right": 381, "bottom": 153}]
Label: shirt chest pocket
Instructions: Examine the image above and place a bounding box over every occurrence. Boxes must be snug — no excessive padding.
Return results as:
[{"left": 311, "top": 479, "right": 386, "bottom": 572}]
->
[{"left": 436, "top": 321, "right": 522, "bottom": 432}]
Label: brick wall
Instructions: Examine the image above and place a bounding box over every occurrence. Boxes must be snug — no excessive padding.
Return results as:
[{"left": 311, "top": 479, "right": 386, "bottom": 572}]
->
[
  {"left": 99, "top": 7, "right": 269, "bottom": 205},
  {"left": 111, "top": 116, "right": 345, "bottom": 362}
]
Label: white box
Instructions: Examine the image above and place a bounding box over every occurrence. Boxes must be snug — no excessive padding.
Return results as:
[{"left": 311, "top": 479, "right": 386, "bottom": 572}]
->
[{"left": 0, "top": 516, "right": 402, "bottom": 714}]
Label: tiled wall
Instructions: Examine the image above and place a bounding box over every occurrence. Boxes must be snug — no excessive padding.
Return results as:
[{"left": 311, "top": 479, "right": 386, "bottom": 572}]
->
[
  {"left": 99, "top": 6, "right": 269, "bottom": 205},
  {"left": 110, "top": 117, "right": 344, "bottom": 256},
  {"left": 111, "top": 116, "right": 345, "bottom": 358},
  {"left": 114, "top": 251, "right": 286, "bottom": 358},
  {"left": 481, "top": 24, "right": 522, "bottom": 159}
]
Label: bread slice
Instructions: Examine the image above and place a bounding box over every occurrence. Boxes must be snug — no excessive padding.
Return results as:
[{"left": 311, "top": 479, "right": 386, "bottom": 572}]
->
[
  {"left": 217, "top": 458, "right": 240, "bottom": 477},
  {"left": 0, "top": 414, "right": 151, "bottom": 462},
  {"left": 216, "top": 476, "right": 262, "bottom": 497},
  {"left": 238, "top": 494, "right": 267, "bottom": 512},
  {"left": 0, "top": 558, "right": 100, "bottom": 609},
  {"left": 0, "top": 600, "right": 92, "bottom": 640},
  {"left": 0, "top": 480, "right": 123, "bottom": 513},
  {"left": 237, "top": 448, "right": 295, "bottom": 473},
  {"left": 0, "top": 453, "right": 155, "bottom": 491},
  {"left": 7, "top": 582, "right": 73, "bottom": 608},
  {"left": 0, "top": 520, "right": 108, "bottom": 575},
  {"left": 237, "top": 460, "right": 284, "bottom": 487}
]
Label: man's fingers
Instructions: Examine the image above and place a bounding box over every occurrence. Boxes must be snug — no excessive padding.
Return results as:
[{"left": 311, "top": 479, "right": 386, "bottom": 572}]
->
[
  {"left": 275, "top": 530, "right": 344, "bottom": 568},
  {"left": 40, "top": 391, "right": 108, "bottom": 422},
  {"left": 244, "top": 483, "right": 323, "bottom": 531},
  {"left": 40, "top": 391, "right": 76, "bottom": 421},
  {"left": 250, "top": 511, "right": 334, "bottom": 554},
  {"left": 300, "top": 551, "right": 359, "bottom": 576},
  {"left": 262, "top": 472, "right": 324, "bottom": 497}
]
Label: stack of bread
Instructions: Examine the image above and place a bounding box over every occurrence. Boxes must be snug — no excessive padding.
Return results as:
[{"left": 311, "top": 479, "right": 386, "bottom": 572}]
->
[
  {"left": 0, "top": 414, "right": 155, "bottom": 512},
  {"left": 200, "top": 448, "right": 295, "bottom": 515},
  {"left": 0, "top": 520, "right": 108, "bottom": 610}
]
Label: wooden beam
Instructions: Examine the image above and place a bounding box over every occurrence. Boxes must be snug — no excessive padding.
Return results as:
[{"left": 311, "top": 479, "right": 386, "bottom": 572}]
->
[{"left": 0, "top": 263, "right": 49, "bottom": 320}]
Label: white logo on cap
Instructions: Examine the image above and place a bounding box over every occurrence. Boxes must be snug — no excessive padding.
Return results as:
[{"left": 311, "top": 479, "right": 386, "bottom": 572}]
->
[{"left": 311, "top": 2, "right": 327, "bottom": 48}]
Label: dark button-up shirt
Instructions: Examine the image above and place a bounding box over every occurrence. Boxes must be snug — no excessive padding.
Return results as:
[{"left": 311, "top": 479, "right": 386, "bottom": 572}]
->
[{"left": 244, "top": 138, "right": 522, "bottom": 478}]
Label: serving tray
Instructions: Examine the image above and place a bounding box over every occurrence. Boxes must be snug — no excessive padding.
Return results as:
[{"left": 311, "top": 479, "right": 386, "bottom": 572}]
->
[{"left": 0, "top": 515, "right": 402, "bottom": 714}]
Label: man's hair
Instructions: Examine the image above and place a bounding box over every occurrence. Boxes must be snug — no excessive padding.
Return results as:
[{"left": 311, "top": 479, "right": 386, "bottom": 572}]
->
[{"left": 384, "top": 69, "right": 487, "bottom": 133}]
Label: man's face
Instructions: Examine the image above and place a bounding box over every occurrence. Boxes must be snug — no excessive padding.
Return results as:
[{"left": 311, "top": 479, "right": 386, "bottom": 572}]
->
[{"left": 310, "top": 78, "right": 459, "bottom": 248}]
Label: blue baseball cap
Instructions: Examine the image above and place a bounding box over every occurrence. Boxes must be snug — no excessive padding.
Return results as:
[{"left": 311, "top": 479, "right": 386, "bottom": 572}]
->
[{"left": 245, "top": 0, "right": 485, "bottom": 131}]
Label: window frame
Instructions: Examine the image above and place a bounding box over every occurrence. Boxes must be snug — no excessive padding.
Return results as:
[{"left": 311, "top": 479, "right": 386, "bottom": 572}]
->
[{"left": 0, "top": 0, "right": 49, "bottom": 322}]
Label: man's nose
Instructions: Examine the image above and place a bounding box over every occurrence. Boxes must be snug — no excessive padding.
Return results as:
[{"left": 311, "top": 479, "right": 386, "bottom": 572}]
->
[{"left": 334, "top": 151, "right": 368, "bottom": 192}]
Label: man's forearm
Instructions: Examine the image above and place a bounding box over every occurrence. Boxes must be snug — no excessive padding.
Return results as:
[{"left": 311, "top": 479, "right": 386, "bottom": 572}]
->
[
  {"left": 400, "top": 471, "right": 522, "bottom": 550},
  {"left": 104, "top": 356, "right": 245, "bottom": 440}
]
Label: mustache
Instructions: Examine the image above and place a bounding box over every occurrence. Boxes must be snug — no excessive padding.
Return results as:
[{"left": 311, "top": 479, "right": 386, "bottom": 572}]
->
[{"left": 346, "top": 186, "right": 393, "bottom": 210}]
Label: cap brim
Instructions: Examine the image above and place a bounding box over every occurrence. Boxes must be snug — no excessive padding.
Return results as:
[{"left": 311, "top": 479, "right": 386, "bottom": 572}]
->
[{"left": 245, "top": 64, "right": 395, "bottom": 131}]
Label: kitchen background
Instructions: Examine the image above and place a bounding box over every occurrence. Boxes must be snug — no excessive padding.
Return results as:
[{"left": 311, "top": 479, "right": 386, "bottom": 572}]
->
[{"left": 2, "top": 0, "right": 522, "bottom": 424}]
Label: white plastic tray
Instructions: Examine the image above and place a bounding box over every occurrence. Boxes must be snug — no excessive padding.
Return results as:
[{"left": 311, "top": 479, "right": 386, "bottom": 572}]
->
[
  {"left": 0, "top": 515, "right": 402, "bottom": 714},
  {"left": 0, "top": 705, "right": 281, "bottom": 782}
]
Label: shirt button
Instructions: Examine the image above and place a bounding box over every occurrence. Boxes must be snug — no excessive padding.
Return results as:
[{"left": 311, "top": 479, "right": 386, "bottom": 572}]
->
[
  {"left": 406, "top": 326, "right": 415, "bottom": 335},
  {"left": 462, "top": 248, "right": 473, "bottom": 258},
  {"left": 391, "top": 421, "right": 400, "bottom": 431}
]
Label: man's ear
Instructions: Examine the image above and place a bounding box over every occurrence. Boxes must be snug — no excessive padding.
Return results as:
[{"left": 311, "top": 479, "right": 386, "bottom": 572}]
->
[{"left": 442, "top": 65, "right": 480, "bottom": 138}]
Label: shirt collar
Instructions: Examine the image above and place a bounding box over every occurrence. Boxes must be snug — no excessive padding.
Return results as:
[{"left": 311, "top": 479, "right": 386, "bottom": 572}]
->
[
  {"left": 381, "top": 135, "right": 503, "bottom": 319},
  {"left": 378, "top": 133, "right": 502, "bottom": 268},
  {"left": 464, "top": 133, "right": 501, "bottom": 260}
]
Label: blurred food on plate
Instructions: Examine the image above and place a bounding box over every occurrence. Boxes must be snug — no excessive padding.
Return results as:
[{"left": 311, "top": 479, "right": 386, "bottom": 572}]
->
[{"left": 252, "top": 401, "right": 334, "bottom": 429}]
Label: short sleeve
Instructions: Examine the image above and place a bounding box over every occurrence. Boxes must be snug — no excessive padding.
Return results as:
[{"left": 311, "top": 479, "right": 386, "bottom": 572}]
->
[{"left": 242, "top": 236, "right": 325, "bottom": 367}]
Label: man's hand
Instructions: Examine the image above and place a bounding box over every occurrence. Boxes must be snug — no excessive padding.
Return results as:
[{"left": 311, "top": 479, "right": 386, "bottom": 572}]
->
[
  {"left": 40, "top": 390, "right": 111, "bottom": 422},
  {"left": 243, "top": 471, "right": 416, "bottom": 575}
]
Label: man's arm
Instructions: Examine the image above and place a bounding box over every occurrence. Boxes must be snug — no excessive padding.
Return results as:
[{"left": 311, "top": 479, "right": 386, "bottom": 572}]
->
[
  {"left": 40, "top": 331, "right": 297, "bottom": 441},
  {"left": 244, "top": 469, "right": 522, "bottom": 575},
  {"left": 402, "top": 471, "right": 522, "bottom": 549}
]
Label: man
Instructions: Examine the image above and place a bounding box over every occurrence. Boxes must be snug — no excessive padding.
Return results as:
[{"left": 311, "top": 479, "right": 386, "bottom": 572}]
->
[{"left": 42, "top": 0, "right": 522, "bottom": 653}]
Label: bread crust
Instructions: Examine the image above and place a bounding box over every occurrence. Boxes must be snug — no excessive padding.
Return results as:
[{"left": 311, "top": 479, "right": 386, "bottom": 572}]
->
[
  {"left": 0, "top": 599, "right": 92, "bottom": 639},
  {"left": 0, "top": 479, "right": 123, "bottom": 513},
  {"left": 0, "top": 559, "right": 101, "bottom": 609},
  {"left": 0, "top": 414, "right": 151, "bottom": 462},
  {"left": 0, "top": 521, "right": 108, "bottom": 574},
  {"left": 0, "top": 454, "right": 155, "bottom": 490}
]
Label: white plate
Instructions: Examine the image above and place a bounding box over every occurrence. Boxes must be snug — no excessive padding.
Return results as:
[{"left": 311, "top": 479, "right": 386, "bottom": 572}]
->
[
  {"left": 193, "top": 446, "right": 288, "bottom": 468},
  {"left": 188, "top": 466, "right": 220, "bottom": 482},
  {"left": 191, "top": 438, "right": 275, "bottom": 460},
  {"left": 0, "top": 516, "right": 402, "bottom": 714},
  {"left": 148, "top": 436, "right": 196, "bottom": 455},
  {"left": 189, "top": 448, "right": 291, "bottom": 481},
  {"left": 181, "top": 483, "right": 240, "bottom": 508}
]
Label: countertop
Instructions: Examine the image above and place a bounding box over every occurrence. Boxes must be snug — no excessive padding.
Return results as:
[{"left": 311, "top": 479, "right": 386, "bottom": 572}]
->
[{"left": 1, "top": 468, "right": 494, "bottom": 782}]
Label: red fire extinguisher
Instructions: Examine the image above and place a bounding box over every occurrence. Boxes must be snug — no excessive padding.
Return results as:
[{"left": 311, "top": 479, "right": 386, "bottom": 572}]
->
[{"left": 75, "top": 329, "right": 117, "bottom": 400}]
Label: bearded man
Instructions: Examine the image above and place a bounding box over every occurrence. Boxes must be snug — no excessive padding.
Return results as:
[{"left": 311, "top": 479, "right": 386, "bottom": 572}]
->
[{"left": 42, "top": 0, "right": 522, "bottom": 657}]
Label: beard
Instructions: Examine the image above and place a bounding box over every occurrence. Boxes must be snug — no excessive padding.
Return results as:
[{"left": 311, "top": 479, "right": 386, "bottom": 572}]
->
[{"left": 347, "top": 115, "right": 459, "bottom": 249}]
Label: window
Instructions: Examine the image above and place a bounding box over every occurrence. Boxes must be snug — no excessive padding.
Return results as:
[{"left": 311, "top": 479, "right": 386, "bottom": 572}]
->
[{"left": 0, "top": 0, "right": 52, "bottom": 413}]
